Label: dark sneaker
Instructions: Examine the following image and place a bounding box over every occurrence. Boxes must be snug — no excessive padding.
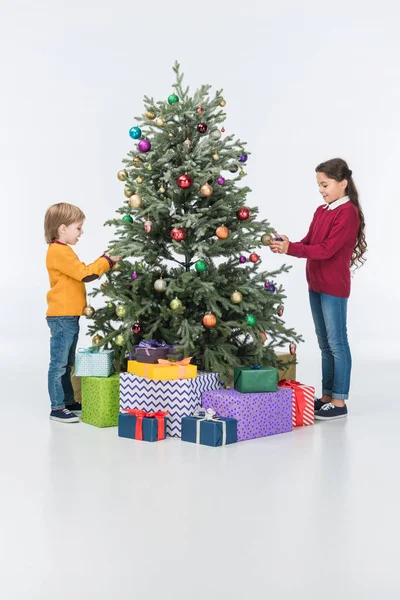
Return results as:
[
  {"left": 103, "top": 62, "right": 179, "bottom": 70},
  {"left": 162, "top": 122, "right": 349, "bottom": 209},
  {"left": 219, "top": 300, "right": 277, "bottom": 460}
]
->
[
  {"left": 314, "top": 402, "right": 348, "bottom": 421},
  {"left": 50, "top": 408, "right": 80, "bottom": 423},
  {"left": 314, "top": 398, "right": 327, "bottom": 412},
  {"left": 66, "top": 402, "right": 82, "bottom": 413}
]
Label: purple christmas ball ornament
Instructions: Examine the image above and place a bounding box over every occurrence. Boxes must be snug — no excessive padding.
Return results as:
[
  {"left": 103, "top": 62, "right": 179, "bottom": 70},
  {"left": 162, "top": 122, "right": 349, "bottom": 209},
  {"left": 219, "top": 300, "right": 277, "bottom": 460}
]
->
[
  {"left": 239, "top": 154, "right": 248, "bottom": 163},
  {"left": 217, "top": 176, "right": 226, "bottom": 186},
  {"left": 138, "top": 139, "right": 151, "bottom": 153},
  {"left": 239, "top": 256, "right": 247, "bottom": 264},
  {"left": 131, "top": 272, "right": 138, "bottom": 280}
]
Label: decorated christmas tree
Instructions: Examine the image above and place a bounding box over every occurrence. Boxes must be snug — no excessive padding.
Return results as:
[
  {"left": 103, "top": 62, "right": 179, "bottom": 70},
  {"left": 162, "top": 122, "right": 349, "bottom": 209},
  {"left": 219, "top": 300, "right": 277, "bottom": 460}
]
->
[{"left": 88, "top": 62, "right": 302, "bottom": 380}]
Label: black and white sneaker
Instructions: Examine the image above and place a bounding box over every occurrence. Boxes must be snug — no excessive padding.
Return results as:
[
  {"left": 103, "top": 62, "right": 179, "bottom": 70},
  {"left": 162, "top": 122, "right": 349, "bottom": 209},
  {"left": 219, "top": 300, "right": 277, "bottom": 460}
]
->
[
  {"left": 314, "top": 402, "right": 348, "bottom": 421},
  {"left": 50, "top": 408, "right": 80, "bottom": 423},
  {"left": 66, "top": 402, "right": 82, "bottom": 414},
  {"left": 314, "top": 398, "right": 328, "bottom": 412}
]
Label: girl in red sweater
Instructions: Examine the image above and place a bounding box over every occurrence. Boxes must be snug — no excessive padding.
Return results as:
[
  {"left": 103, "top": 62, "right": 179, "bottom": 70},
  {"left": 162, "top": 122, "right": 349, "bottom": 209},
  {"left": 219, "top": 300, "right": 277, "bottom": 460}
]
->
[{"left": 270, "top": 158, "right": 367, "bottom": 420}]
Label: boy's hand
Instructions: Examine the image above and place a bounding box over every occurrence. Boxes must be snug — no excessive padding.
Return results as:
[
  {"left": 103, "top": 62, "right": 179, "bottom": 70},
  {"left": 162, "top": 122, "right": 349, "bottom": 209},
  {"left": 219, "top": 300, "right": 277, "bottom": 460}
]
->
[
  {"left": 109, "top": 255, "right": 122, "bottom": 263},
  {"left": 270, "top": 234, "right": 290, "bottom": 254}
]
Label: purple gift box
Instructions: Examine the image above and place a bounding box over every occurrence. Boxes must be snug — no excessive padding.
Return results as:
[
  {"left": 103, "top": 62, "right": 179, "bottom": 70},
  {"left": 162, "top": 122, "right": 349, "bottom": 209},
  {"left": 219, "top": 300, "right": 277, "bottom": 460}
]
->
[
  {"left": 129, "top": 340, "right": 183, "bottom": 363},
  {"left": 202, "top": 388, "right": 293, "bottom": 442}
]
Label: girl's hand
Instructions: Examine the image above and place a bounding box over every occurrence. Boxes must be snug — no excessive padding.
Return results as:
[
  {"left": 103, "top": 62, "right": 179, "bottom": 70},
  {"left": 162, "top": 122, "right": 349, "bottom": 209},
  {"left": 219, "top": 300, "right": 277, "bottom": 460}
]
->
[{"left": 270, "top": 234, "right": 290, "bottom": 254}]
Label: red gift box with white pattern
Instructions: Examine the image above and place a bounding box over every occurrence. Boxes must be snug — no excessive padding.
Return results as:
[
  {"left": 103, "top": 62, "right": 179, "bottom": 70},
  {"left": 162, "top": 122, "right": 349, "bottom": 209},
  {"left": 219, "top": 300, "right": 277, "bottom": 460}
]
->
[{"left": 278, "top": 380, "right": 315, "bottom": 427}]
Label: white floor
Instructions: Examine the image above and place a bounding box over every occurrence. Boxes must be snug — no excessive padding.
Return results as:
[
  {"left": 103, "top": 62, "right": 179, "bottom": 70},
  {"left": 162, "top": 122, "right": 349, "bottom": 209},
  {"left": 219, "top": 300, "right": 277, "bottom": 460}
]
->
[{"left": 1, "top": 359, "right": 399, "bottom": 599}]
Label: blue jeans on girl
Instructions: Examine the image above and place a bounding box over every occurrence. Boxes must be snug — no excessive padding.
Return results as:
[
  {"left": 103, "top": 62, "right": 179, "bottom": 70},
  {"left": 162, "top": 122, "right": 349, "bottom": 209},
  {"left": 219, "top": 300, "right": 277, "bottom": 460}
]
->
[
  {"left": 309, "top": 291, "right": 351, "bottom": 401},
  {"left": 46, "top": 316, "right": 80, "bottom": 410}
]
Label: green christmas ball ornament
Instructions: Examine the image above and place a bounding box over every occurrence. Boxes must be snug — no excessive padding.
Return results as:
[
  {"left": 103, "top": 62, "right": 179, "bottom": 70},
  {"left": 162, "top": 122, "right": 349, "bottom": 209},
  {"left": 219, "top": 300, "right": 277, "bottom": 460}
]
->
[
  {"left": 168, "top": 93, "right": 179, "bottom": 105},
  {"left": 116, "top": 304, "right": 127, "bottom": 318},
  {"left": 245, "top": 314, "right": 257, "bottom": 326},
  {"left": 195, "top": 259, "right": 207, "bottom": 273},
  {"left": 170, "top": 297, "right": 183, "bottom": 310},
  {"left": 115, "top": 334, "right": 125, "bottom": 346},
  {"left": 107, "top": 302, "right": 114, "bottom": 309},
  {"left": 122, "top": 215, "right": 133, "bottom": 223}
]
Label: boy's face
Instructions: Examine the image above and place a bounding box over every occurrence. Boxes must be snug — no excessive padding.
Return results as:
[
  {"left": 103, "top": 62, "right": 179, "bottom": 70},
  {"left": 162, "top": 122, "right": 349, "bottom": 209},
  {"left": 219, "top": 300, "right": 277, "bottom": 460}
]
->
[{"left": 58, "top": 221, "right": 84, "bottom": 245}]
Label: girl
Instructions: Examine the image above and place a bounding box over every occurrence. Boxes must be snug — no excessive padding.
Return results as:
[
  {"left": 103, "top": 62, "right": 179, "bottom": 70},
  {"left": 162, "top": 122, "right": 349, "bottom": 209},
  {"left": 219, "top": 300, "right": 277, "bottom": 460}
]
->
[{"left": 270, "top": 158, "right": 367, "bottom": 420}]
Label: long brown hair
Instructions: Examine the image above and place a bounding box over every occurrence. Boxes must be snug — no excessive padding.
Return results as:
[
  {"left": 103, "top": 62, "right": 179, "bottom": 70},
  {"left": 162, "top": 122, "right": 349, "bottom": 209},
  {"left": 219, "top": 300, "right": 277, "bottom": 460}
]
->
[{"left": 315, "top": 158, "right": 367, "bottom": 269}]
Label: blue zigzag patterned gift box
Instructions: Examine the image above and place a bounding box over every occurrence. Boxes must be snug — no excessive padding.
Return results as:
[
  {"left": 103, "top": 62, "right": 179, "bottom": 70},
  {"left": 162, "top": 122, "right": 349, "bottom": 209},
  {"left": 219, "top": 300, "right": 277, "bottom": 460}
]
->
[{"left": 120, "top": 372, "right": 224, "bottom": 438}]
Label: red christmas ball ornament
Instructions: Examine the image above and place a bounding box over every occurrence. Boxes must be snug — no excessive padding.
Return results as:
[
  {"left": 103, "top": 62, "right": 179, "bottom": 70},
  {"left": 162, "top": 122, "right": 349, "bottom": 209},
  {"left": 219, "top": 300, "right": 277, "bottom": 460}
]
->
[
  {"left": 236, "top": 206, "right": 251, "bottom": 220},
  {"left": 170, "top": 227, "right": 186, "bottom": 241},
  {"left": 132, "top": 321, "right": 143, "bottom": 335},
  {"left": 221, "top": 127, "right": 225, "bottom": 133},
  {"left": 249, "top": 253, "right": 260, "bottom": 263},
  {"left": 177, "top": 174, "right": 192, "bottom": 189},
  {"left": 197, "top": 122, "right": 208, "bottom": 134},
  {"left": 196, "top": 106, "right": 204, "bottom": 115}
]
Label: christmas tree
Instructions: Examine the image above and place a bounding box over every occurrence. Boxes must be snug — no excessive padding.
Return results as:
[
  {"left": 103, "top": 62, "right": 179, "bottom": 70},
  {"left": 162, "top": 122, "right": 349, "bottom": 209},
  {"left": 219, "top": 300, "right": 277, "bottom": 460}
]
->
[{"left": 88, "top": 62, "right": 302, "bottom": 380}]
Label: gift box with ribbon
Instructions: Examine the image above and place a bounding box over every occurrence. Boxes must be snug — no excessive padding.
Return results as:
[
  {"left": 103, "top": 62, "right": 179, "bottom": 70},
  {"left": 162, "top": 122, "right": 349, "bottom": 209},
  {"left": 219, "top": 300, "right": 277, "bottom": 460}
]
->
[
  {"left": 74, "top": 347, "right": 114, "bottom": 377},
  {"left": 130, "top": 340, "right": 172, "bottom": 364},
  {"left": 81, "top": 373, "right": 120, "bottom": 428},
  {"left": 120, "top": 371, "right": 224, "bottom": 437},
  {"left": 181, "top": 408, "right": 237, "bottom": 447},
  {"left": 202, "top": 387, "right": 292, "bottom": 442},
  {"left": 278, "top": 380, "right": 315, "bottom": 427},
  {"left": 127, "top": 358, "right": 197, "bottom": 380},
  {"left": 233, "top": 365, "right": 278, "bottom": 393},
  {"left": 118, "top": 409, "right": 168, "bottom": 442}
]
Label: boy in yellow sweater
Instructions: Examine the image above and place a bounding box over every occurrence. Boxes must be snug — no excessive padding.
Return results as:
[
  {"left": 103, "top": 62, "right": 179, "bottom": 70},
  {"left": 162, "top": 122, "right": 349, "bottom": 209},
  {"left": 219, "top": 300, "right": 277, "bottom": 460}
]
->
[{"left": 44, "top": 203, "right": 121, "bottom": 423}]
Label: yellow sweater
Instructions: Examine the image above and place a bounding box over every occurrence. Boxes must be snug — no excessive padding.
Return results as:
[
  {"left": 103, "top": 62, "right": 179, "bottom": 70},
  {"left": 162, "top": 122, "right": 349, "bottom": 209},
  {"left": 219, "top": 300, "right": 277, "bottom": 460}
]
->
[{"left": 46, "top": 242, "right": 112, "bottom": 316}]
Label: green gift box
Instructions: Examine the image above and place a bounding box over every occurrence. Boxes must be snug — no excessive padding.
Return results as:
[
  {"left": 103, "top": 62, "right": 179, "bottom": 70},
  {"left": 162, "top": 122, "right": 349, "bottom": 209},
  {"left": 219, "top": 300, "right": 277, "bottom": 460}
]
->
[
  {"left": 233, "top": 366, "right": 278, "bottom": 393},
  {"left": 81, "top": 374, "right": 120, "bottom": 427}
]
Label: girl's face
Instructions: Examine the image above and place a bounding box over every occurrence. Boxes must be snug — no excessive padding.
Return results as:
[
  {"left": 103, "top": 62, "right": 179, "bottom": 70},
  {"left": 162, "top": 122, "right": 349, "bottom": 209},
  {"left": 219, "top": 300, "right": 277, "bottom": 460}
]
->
[{"left": 317, "top": 172, "right": 348, "bottom": 204}]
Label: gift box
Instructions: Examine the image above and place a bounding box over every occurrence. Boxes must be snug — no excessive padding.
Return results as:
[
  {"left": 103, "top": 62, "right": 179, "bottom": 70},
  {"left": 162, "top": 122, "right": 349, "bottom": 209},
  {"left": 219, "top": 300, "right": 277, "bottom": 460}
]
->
[
  {"left": 278, "top": 380, "right": 315, "bottom": 427},
  {"left": 233, "top": 366, "right": 278, "bottom": 393},
  {"left": 74, "top": 348, "right": 115, "bottom": 377},
  {"left": 120, "top": 371, "right": 224, "bottom": 437},
  {"left": 276, "top": 352, "right": 297, "bottom": 381},
  {"left": 118, "top": 409, "right": 168, "bottom": 442},
  {"left": 130, "top": 339, "right": 172, "bottom": 364},
  {"left": 202, "top": 387, "right": 292, "bottom": 442},
  {"left": 81, "top": 373, "right": 120, "bottom": 427},
  {"left": 127, "top": 358, "right": 197, "bottom": 380},
  {"left": 181, "top": 409, "right": 237, "bottom": 447}
]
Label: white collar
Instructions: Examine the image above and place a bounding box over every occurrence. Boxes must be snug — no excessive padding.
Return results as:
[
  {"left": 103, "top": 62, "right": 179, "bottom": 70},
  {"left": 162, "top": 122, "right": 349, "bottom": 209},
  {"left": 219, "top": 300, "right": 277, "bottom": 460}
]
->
[{"left": 324, "top": 196, "right": 350, "bottom": 211}]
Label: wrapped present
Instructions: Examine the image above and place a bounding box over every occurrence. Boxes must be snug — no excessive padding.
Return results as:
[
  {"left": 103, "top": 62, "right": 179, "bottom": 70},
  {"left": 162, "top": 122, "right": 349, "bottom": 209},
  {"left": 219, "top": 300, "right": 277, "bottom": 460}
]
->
[
  {"left": 202, "top": 387, "right": 292, "bottom": 442},
  {"left": 130, "top": 339, "right": 171, "bottom": 364},
  {"left": 74, "top": 347, "right": 114, "bottom": 377},
  {"left": 118, "top": 409, "right": 168, "bottom": 442},
  {"left": 233, "top": 366, "right": 278, "bottom": 393},
  {"left": 81, "top": 373, "right": 120, "bottom": 427},
  {"left": 181, "top": 408, "right": 237, "bottom": 447},
  {"left": 275, "top": 352, "right": 297, "bottom": 381},
  {"left": 127, "top": 358, "right": 197, "bottom": 380},
  {"left": 278, "top": 380, "right": 315, "bottom": 427},
  {"left": 120, "top": 371, "right": 224, "bottom": 437}
]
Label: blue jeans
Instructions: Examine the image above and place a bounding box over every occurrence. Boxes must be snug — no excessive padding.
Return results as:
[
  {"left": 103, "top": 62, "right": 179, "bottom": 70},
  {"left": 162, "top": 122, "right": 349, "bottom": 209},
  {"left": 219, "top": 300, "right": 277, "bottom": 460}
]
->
[
  {"left": 46, "top": 317, "right": 80, "bottom": 410},
  {"left": 309, "top": 291, "right": 352, "bottom": 401}
]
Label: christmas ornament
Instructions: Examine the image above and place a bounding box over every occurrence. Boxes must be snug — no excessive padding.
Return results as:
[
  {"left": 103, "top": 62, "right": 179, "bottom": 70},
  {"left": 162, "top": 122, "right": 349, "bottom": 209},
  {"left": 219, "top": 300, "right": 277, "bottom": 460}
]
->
[
  {"left": 197, "top": 122, "right": 208, "bottom": 134},
  {"left": 132, "top": 321, "right": 143, "bottom": 335},
  {"left": 122, "top": 215, "right": 133, "bottom": 223},
  {"left": 216, "top": 225, "right": 229, "bottom": 239},
  {"left": 245, "top": 314, "right": 257, "bottom": 326},
  {"left": 239, "top": 154, "right": 248, "bottom": 163},
  {"left": 107, "top": 302, "right": 114, "bottom": 308},
  {"left": 196, "top": 106, "right": 204, "bottom": 115},
  {"left": 117, "top": 169, "right": 128, "bottom": 181},
  {"left": 268, "top": 284, "right": 276, "bottom": 293},
  {"left": 202, "top": 313, "right": 217, "bottom": 327},
  {"left": 131, "top": 272, "right": 138, "bottom": 280},
  {"left": 289, "top": 342, "right": 297, "bottom": 356},
  {"left": 249, "top": 253, "right": 259, "bottom": 263},
  {"left": 211, "top": 130, "right": 222, "bottom": 141},
  {"left": 259, "top": 331, "right": 267, "bottom": 344},
  {"left": 132, "top": 156, "right": 142, "bottom": 167},
  {"left": 136, "top": 176, "right": 144, "bottom": 184},
  {"left": 195, "top": 260, "right": 207, "bottom": 273},
  {"left": 168, "top": 132, "right": 174, "bottom": 137},
  {"left": 239, "top": 256, "right": 247, "bottom": 264},
  {"left": 170, "top": 227, "right": 186, "bottom": 241},
  {"left": 213, "top": 153, "right": 219, "bottom": 161},
  {"left": 200, "top": 183, "right": 213, "bottom": 196},
  {"left": 221, "top": 127, "right": 225, "bottom": 133},
  {"left": 144, "top": 111, "right": 155, "bottom": 120},
  {"left": 83, "top": 306, "right": 95, "bottom": 318},
  {"left": 138, "top": 139, "right": 151, "bottom": 153},
  {"left": 115, "top": 334, "right": 125, "bottom": 346},
  {"left": 177, "top": 174, "right": 192, "bottom": 189},
  {"left": 129, "top": 194, "right": 142, "bottom": 209},
  {"left": 219, "top": 99, "right": 226, "bottom": 107},
  {"left": 116, "top": 305, "right": 126, "bottom": 318},
  {"left": 183, "top": 138, "right": 192, "bottom": 150},
  {"left": 261, "top": 233, "right": 272, "bottom": 246},
  {"left": 144, "top": 219, "right": 152, "bottom": 233},
  {"left": 92, "top": 334, "right": 104, "bottom": 346},
  {"left": 147, "top": 165, "right": 152, "bottom": 171},
  {"left": 155, "top": 117, "right": 164, "bottom": 126},
  {"left": 237, "top": 206, "right": 250, "bottom": 220},
  {"left": 129, "top": 126, "right": 142, "bottom": 139},
  {"left": 154, "top": 278, "right": 167, "bottom": 292},
  {"left": 217, "top": 176, "right": 225, "bottom": 186},
  {"left": 277, "top": 304, "right": 284, "bottom": 317},
  {"left": 240, "top": 170, "right": 245, "bottom": 176},
  {"left": 124, "top": 187, "right": 133, "bottom": 198},
  {"left": 170, "top": 297, "right": 183, "bottom": 310},
  {"left": 231, "top": 291, "right": 243, "bottom": 304},
  {"left": 112, "top": 263, "right": 121, "bottom": 271},
  {"left": 264, "top": 281, "right": 270, "bottom": 289},
  {"left": 159, "top": 185, "right": 166, "bottom": 193},
  {"left": 229, "top": 163, "right": 238, "bottom": 173},
  {"left": 168, "top": 93, "right": 179, "bottom": 104}
]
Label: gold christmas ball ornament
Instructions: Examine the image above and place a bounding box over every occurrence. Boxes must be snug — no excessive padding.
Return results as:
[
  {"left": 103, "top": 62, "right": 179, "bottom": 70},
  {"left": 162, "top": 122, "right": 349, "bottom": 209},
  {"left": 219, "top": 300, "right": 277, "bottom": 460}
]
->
[
  {"left": 92, "top": 334, "right": 104, "bottom": 346},
  {"left": 154, "top": 278, "right": 167, "bottom": 292},
  {"left": 117, "top": 169, "right": 128, "bottom": 181},
  {"left": 155, "top": 117, "right": 165, "bottom": 127},
  {"left": 168, "top": 132, "right": 174, "bottom": 137},
  {"left": 200, "top": 183, "right": 213, "bottom": 197},
  {"left": 112, "top": 262, "right": 121, "bottom": 271},
  {"left": 115, "top": 334, "right": 125, "bottom": 346},
  {"left": 144, "top": 111, "right": 156, "bottom": 120},
  {"left": 219, "top": 99, "right": 227, "bottom": 107},
  {"left": 159, "top": 186, "right": 166, "bottom": 193},
  {"left": 83, "top": 306, "right": 95, "bottom": 318},
  {"left": 261, "top": 233, "right": 273, "bottom": 246},
  {"left": 231, "top": 291, "right": 243, "bottom": 304},
  {"left": 129, "top": 194, "right": 142, "bottom": 209},
  {"left": 135, "top": 176, "right": 144, "bottom": 184},
  {"left": 124, "top": 187, "right": 134, "bottom": 198},
  {"left": 132, "top": 156, "right": 142, "bottom": 167},
  {"left": 170, "top": 297, "right": 183, "bottom": 311},
  {"left": 116, "top": 304, "right": 127, "bottom": 318},
  {"left": 213, "top": 153, "right": 219, "bottom": 161}
]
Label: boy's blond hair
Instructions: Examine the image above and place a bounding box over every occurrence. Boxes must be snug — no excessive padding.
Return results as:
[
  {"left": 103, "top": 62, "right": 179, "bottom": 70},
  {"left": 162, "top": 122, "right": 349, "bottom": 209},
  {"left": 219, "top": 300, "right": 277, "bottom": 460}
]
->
[{"left": 44, "top": 203, "right": 86, "bottom": 244}]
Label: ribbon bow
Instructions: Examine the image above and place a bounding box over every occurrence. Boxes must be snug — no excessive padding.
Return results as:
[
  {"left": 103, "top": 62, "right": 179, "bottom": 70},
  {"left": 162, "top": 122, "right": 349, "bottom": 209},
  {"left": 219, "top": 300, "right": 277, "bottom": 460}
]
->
[
  {"left": 157, "top": 357, "right": 193, "bottom": 378},
  {"left": 137, "top": 339, "right": 170, "bottom": 348},
  {"left": 123, "top": 409, "right": 168, "bottom": 440},
  {"left": 192, "top": 407, "right": 227, "bottom": 445}
]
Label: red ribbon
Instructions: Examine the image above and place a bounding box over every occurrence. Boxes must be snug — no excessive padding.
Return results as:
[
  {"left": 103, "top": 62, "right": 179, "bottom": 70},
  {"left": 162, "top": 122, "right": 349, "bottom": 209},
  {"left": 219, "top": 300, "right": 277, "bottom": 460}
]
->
[
  {"left": 123, "top": 409, "right": 168, "bottom": 440},
  {"left": 278, "top": 379, "right": 307, "bottom": 427}
]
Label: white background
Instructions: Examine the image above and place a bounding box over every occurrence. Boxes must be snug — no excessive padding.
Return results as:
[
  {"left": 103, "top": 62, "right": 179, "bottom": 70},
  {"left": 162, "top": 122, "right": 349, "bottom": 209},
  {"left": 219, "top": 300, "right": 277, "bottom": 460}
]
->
[{"left": 1, "top": 0, "right": 398, "bottom": 381}]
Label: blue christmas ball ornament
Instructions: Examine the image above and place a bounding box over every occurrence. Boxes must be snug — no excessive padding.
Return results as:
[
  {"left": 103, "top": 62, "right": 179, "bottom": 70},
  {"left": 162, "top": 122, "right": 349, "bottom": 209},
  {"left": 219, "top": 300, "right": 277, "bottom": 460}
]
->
[
  {"left": 239, "top": 154, "right": 248, "bottom": 163},
  {"left": 269, "top": 284, "right": 276, "bottom": 292},
  {"left": 129, "top": 126, "right": 142, "bottom": 140}
]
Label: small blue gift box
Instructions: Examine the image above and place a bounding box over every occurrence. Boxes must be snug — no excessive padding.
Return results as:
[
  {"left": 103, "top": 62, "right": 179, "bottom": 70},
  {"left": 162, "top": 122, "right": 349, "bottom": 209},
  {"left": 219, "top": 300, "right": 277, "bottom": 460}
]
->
[
  {"left": 181, "top": 409, "right": 237, "bottom": 447},
  {"left": 118, "top": 410, "right": 168, "bottom": 442},
  {"left": 74, "top": 347, "right": 114, "bottom": 377}
]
